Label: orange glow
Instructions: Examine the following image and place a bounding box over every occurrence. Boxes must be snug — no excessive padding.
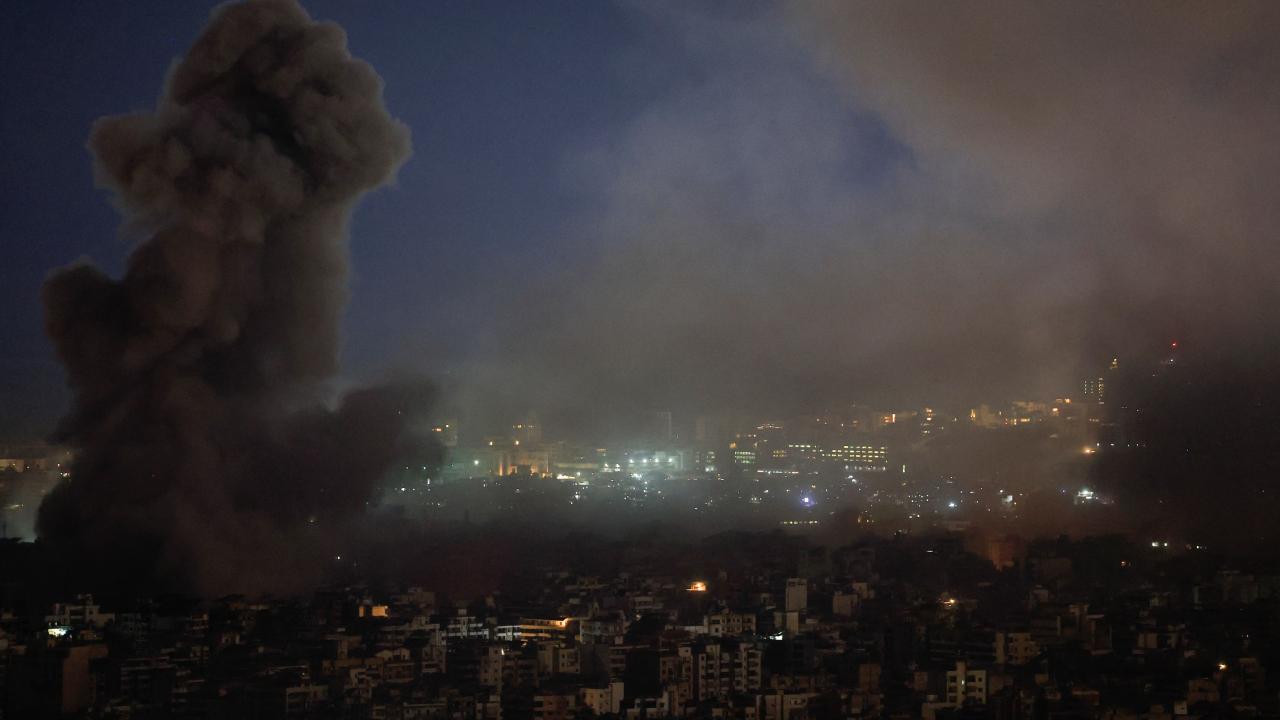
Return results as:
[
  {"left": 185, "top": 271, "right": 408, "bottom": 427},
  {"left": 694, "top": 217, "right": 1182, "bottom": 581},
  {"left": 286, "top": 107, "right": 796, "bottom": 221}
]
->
[{"left": 687, "top": 581, "right": 708, "bottom": 592}]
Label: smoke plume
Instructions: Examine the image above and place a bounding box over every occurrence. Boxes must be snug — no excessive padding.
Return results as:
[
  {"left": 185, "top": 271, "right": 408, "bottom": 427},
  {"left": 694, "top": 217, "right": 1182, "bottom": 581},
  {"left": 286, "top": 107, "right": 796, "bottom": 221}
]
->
[{"left": 37, "top": 0, "right": 427, "bottom": 594}]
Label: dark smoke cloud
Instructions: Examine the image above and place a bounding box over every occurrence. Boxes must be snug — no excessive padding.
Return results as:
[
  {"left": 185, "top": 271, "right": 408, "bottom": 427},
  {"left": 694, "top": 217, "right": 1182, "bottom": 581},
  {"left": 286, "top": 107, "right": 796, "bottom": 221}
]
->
[{"left": 38, "top": 0, "right": 430, "bottom": 594}]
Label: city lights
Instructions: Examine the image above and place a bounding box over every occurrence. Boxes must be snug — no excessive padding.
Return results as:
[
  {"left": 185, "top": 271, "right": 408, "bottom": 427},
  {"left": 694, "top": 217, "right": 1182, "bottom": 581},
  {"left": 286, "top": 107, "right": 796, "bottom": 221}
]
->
[{"left": 4, "top": 2, "right": 1278, "bottom": 715}]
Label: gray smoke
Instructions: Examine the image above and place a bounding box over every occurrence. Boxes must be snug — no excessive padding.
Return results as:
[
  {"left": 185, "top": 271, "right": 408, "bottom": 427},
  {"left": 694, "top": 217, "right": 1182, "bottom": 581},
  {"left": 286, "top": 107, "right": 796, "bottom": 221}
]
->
[
  {"left": 415, "top": 1, "right": 1280, "bottom": 431},
  {"left": 37, "top": 0, "right": 426, "bottom": 594}
]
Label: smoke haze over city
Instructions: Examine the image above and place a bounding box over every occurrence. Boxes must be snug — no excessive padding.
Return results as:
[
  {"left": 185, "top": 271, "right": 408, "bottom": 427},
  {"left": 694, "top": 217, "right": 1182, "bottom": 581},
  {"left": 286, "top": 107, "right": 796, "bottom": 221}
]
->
[
  {"left": 9, "top": 4, "right": 1280, "bottom": 719},
  {"left": 3, "top": 1, "right": 1280, "bottom": 589},
  {"left": 2, "top": 2, "right": 1279, "bottom": 434}
]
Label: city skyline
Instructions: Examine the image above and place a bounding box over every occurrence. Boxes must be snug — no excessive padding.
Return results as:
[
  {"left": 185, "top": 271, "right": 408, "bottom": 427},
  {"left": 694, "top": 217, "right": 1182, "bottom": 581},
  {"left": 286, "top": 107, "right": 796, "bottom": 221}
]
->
[
  {"left": 1, "top": 0, "right": 1279, "bottom": 587},
  {"left": 4, "top": 4, "right": 1280, "bottom": 717}
]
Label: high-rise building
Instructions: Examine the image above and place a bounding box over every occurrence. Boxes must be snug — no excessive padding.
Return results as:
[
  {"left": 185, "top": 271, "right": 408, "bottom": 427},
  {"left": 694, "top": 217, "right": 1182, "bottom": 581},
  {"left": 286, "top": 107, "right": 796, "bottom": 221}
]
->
[
  {"left": 1082, "top": 357, "right": 1120, "bottom": 405},
  {"left": 785, "top": 578, "right": 807, "bottom": 613},
  {"left": 1081, "top": 376, "right": 1106, "bottom": 404},
  {"left": 920, "top": 407, "right": 938, "bottom": 437},
  {"left": 945, "top": 661, "right": 988, "bottom": 705}
]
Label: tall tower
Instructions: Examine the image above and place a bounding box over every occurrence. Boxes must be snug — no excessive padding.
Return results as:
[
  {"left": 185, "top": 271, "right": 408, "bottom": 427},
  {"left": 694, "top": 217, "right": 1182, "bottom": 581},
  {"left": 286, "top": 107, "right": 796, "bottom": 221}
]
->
[
  {"left": 785, "top": 578, "right": 807, "bottom": 613},
  {"left": 1081, "top": 376, "right": 1106, "bottom": 404}
]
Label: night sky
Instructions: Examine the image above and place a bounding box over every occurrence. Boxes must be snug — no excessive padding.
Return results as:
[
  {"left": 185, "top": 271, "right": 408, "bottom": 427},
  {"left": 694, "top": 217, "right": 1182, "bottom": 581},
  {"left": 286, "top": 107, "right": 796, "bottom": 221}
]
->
[{"left": 5, "top": 1, "right": 1280, "bottom": 439}]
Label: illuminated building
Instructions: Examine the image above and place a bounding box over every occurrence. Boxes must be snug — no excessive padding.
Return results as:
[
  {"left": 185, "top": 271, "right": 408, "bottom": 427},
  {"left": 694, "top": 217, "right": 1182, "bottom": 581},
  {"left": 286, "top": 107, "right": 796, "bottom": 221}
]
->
[
  {"left": 625, "top": 450, "right": 685, "bottom": 472},
  {"left": 968, "top": 405, "right": 1001, "bottom": 428},
  {"left": 786, "top": 443, "right": 822, "bottom": 461},
  {"left": 1081, "top": 376, "right": 1106, "bottom": 404},
  {"left": 493, "top": 617, "right": 574, "bottom": 642},
  {"left": 823, "top": 444, "right": 888, "bottom": 471},
  {"left": 729, "top": 436, "right": 757, "bottom": 468},
  {"left": 445, "top": 609, "right": 492, "bottom": 640},
  {"left": 945, "top": 661, "right": 987, "bottom": 705},
  {"left": 356, "top": 604, "right": 389, "bottom": 618},
  {"left": 45, "top": 595, "right": 115, "bottom": 630},
  {"left": 679, "top": 640, "right": 763, "bottom": 702},
  {"left": 694, "top": 448, "right": 717, "bottom": 472},
  {"left": 1009, "top": 400, "right": 1048, "bottom": 424},
  {"left": 920, "top": 407, "right": 938, "bottom": 436},
  {"left": 994, "top": 632, "right": 1039, "bottom": 666},
  {"left": 512, "top": 413, "right": 541, "bottom": 445},
  {"left": 439, "top": 442, "right": 553, "bottom": 480},
  {"left": 503, "top": 448, "right": 552, "bottom": 476},
  {"left": 1082, "top": 357, "right": 1119, "bottom": 407},
  {"left": 780, "top": 441, "right": 888, "bottom": 470},
  {"left": 704, "top": 610, "right": 755, "bottom": 637}
]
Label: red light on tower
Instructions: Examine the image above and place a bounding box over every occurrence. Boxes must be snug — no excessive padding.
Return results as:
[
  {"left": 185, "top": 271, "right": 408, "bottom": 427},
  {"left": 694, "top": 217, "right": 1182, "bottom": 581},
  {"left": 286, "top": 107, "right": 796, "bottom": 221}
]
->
[{"left": 1170, "top": 341, "right": 1178, "bottom": 349}]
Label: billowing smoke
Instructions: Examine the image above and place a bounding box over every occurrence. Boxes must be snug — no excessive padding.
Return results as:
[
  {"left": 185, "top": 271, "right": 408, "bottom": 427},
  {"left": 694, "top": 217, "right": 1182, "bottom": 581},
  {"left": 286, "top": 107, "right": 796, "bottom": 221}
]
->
[
  {"left": 410, "top": 2, "right": 1280, "bottom": 432},
  {"left": 37, "top": 0, "right": 430, "bottom": 594}
]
